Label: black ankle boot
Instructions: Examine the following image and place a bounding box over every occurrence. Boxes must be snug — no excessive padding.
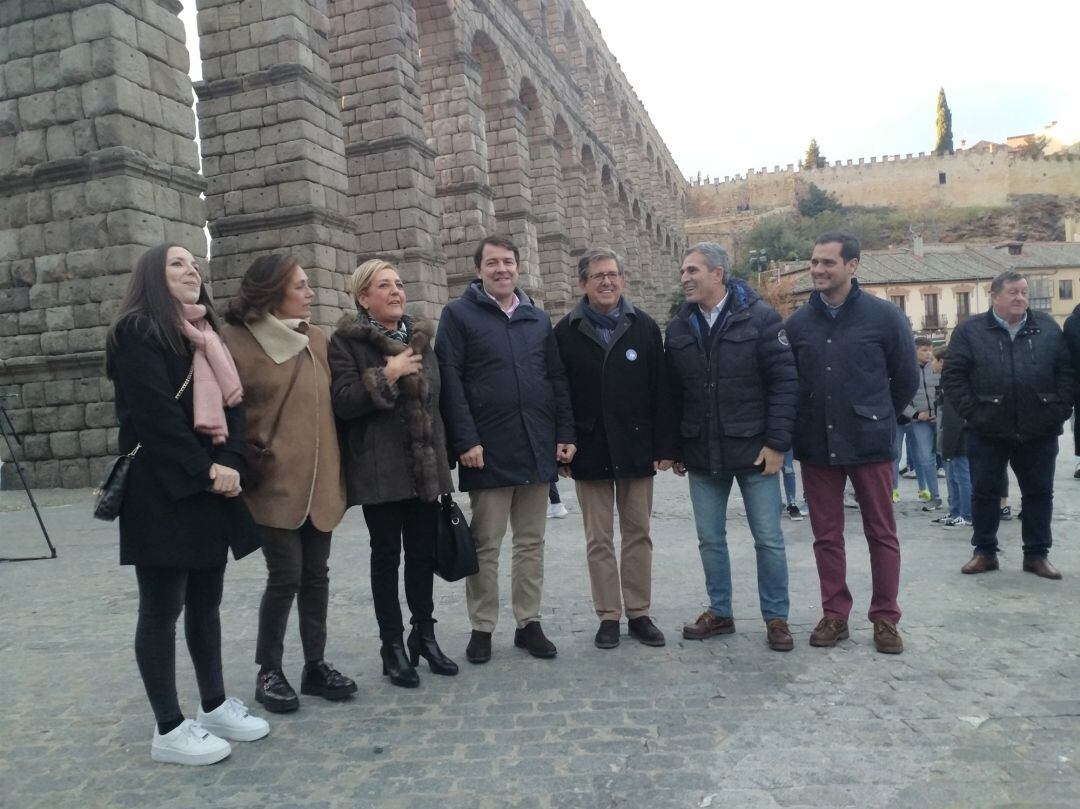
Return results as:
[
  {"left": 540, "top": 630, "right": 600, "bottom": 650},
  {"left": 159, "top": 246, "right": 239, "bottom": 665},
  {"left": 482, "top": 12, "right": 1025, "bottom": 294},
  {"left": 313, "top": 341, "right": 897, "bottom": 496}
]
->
[
  {"left": 407, "top": 621, "right": 459, "bottom": 676},
  {"left": 380, "top": 638, "right": 420, "bottom": 688}
]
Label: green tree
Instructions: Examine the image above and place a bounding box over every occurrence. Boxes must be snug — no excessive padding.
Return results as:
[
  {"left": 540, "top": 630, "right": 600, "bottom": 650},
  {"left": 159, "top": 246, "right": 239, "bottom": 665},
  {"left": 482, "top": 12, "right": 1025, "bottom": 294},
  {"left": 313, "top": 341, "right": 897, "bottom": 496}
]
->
[
  {"left": 1016, "top": 135, "right": 1049, "bottom": 158},
  {"left": 798, "top": 183, "right": 841, "bottom": 217},
  {"left": 934, "top": 88, "right": 954, "bottom": 156},
  {"left": 802, "top": 138, "right": 825, "bottom": 170}
]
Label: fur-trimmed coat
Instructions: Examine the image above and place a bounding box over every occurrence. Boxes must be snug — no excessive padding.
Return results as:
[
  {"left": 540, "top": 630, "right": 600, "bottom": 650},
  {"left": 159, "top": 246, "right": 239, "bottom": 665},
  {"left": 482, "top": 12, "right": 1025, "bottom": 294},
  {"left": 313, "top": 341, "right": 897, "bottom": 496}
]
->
[{"left": 328, "top": 314, "right": 453, "bottom": 506}]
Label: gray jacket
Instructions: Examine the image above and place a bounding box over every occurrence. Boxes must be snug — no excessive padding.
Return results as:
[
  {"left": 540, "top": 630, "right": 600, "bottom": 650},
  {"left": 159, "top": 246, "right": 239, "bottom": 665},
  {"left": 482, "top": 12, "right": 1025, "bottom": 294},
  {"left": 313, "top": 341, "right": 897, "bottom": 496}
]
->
[{"left": 903, "top": 362, "right": 940, "bottom": 419}]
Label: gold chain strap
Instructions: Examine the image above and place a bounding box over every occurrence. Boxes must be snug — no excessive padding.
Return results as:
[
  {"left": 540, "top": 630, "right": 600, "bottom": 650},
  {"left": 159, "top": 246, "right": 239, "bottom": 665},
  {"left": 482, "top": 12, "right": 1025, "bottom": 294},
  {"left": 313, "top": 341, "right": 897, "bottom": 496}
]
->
[{"left": 127, "top": 363, "right": 195, "bottom": 458}]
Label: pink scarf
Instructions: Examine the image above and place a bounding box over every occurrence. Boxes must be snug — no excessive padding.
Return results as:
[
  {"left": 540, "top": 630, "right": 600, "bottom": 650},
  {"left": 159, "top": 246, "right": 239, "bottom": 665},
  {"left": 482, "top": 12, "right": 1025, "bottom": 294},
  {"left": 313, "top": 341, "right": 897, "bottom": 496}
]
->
[{"left": 180, "top": 303, "right": 244, "bottom": 445}]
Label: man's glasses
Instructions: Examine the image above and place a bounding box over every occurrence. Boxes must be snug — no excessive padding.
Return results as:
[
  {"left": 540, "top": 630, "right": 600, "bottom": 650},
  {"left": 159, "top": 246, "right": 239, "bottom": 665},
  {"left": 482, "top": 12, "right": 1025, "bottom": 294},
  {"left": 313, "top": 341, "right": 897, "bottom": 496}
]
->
[{"left": 587, "top": 272, "right": 622, "bottom": 283}]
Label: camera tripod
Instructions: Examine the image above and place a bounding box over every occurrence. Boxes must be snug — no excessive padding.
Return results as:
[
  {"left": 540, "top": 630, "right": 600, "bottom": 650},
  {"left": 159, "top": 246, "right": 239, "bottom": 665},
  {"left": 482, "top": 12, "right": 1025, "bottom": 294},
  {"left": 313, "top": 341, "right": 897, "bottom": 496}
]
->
[{"left": 0, "top": 395, "right": 57, "bottom": 563}]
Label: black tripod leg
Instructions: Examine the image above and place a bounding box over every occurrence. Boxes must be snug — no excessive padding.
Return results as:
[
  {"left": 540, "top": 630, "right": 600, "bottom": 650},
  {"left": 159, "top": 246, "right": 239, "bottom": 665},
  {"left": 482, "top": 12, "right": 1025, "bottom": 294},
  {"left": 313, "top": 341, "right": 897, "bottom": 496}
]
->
[{"left": 0, "top": 406, "right": 57, "bottom": 560}]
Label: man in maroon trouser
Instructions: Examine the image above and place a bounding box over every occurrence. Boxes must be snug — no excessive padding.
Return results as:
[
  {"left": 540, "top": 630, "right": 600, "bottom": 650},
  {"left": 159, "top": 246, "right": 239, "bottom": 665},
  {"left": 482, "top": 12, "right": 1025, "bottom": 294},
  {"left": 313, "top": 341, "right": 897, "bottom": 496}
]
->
[{"left": 784, "top": 233, "right": 918, "bottom": 654}]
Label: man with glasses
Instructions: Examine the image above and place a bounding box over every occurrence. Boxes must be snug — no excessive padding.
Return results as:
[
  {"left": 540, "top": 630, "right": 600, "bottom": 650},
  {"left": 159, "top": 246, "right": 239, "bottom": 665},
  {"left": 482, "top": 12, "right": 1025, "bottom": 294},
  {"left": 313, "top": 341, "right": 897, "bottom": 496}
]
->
[
  {"left": 554, "top": 248, "right": 675, "bottom": 649},
  {"left": 666, "top": 242, "right": 797, "bottom": 652}
]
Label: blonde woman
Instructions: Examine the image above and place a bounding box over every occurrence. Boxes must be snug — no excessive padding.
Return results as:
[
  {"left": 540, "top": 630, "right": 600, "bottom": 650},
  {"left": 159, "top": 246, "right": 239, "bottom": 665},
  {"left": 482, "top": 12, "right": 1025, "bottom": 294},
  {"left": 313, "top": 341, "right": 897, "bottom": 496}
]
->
[{"left": 329, "top": 260, "right": 457, "bottom": 688}]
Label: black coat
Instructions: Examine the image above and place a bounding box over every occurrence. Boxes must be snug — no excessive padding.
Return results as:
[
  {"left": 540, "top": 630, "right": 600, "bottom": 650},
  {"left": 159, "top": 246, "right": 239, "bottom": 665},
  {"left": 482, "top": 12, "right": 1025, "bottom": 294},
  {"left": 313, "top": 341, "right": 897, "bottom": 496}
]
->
[
  {"left": 934, "top": 383, "right": 967, "bottom": 459},
  {"left": 1063, "top": 303, "right": 1080, "bottom": 453},
  {"left": 111, "top": 315, "right": 260, "bottom": 568},
  {"left": 553, "top": 299, "right": 676, "bottom": 480},
  {"left": 940, "top": 308, "right": 1073, "bottom": 442},
  {"left": 329, "top": 315, "right": 454, "bottom": 506},
  {"left": 665, "top": 279, "right": 797, "bottom": 473},
  {"left": 784, "top": 280, "right": 919, "bottom": 466},
  {"left": 436, "top": 281, "right": 575, "bottom": 491}
]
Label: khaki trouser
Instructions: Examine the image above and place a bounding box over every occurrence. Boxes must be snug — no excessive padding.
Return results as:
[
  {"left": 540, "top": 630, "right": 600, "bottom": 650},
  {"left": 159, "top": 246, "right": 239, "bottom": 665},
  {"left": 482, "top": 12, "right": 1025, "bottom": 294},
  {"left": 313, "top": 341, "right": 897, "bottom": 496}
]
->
[
  {"left": 466, "top": 483, "right": 548, "bottom": 632},
  {"left": 574, "top": 477, "right": 654, "bottom": 620}
]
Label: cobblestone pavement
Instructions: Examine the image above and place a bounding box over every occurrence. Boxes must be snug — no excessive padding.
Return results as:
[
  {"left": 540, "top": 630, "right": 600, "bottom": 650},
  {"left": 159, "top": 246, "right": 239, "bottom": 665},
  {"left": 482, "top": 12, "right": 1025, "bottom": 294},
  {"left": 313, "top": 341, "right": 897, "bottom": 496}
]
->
[{"left": 2, "top": 436, "right": 1079, "bottom": 809}]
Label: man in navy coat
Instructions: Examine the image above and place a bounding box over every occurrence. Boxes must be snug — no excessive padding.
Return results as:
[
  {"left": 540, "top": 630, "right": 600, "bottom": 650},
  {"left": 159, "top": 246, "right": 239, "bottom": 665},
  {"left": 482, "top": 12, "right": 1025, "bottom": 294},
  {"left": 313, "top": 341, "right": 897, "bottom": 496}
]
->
[
  {"left": 436, "top": 235, "right": 576, "bottom": 664},
  {"left": 785, "top": 232, "right": 918, "bottom": 654}
]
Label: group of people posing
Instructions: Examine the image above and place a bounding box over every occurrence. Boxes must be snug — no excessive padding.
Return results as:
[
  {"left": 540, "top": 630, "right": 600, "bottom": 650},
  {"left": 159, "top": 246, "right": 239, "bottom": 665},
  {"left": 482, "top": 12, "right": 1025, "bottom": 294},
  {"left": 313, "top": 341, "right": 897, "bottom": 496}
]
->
[{"left": 105, "top": 230, "right": 1075, "bottom": 767}]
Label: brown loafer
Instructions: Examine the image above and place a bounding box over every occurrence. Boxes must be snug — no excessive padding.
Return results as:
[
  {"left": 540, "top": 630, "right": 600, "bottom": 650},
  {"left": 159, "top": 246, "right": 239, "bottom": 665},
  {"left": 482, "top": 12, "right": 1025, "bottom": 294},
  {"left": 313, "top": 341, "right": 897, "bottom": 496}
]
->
[
  {"left": 872, "top": 619, "right": 904, "bottom": 654},
  {"left": 961, "top": 554, "right": 999, "bottom": 574},
  {"left": 682, "top": 611, "right": 735, "bottom": 640},
  {"left": 765, "top": 618, "right": 793, "bottom": 652},
  {"left": 1022, "top": 556, "right": 1062, "bottom": 580},
  {"left": 809, "top": 616, "right": 849, "bottom": 647}
]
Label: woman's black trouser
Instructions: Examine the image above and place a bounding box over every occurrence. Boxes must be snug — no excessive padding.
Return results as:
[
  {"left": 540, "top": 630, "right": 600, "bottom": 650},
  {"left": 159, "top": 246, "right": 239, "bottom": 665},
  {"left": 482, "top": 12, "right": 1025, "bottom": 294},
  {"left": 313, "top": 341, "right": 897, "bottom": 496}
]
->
[
  {"left": 255, "top": 518, "right": 332, "bottom": 670},
  {"left": 134, "top": 565, "right": 226, "bottom": 729},
  {"left": 361, "top": 498, "right": 439, "bottom": 641}
]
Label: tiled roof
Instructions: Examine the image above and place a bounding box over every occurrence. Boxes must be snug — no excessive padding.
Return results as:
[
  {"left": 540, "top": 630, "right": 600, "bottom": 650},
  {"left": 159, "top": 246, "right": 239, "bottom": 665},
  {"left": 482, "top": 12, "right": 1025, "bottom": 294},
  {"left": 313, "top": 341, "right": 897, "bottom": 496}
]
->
[{"left": 792, "top": 242, "right": 1080, "bottom": 294}]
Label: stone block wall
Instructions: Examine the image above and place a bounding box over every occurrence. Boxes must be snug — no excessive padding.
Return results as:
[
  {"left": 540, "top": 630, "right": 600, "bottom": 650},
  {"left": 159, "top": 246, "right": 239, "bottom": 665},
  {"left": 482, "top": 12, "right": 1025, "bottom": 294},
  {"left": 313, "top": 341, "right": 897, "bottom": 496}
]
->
[
  {"left": 0, "top": 0, "right": 206, "bottom": 489},
  {"left": 1, "top": 0, "right": 688, "bottom": 487}
]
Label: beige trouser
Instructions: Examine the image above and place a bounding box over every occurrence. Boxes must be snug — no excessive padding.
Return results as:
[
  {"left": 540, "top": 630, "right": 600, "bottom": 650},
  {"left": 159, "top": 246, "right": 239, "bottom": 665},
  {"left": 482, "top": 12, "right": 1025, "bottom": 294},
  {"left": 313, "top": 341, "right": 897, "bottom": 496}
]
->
[
  {"left": 574, "top": 477, "right": 654, "bottom": 620},
  {"left": 466, "top": 483, "right": 549, "bottom": 633}
]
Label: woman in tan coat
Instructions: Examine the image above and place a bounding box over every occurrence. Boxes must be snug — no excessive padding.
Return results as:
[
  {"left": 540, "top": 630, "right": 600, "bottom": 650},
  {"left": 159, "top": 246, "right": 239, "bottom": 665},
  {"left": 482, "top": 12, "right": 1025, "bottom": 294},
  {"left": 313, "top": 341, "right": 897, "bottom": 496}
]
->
[{"left": 222, "top": 254, "right": 353, "bottom": 714}]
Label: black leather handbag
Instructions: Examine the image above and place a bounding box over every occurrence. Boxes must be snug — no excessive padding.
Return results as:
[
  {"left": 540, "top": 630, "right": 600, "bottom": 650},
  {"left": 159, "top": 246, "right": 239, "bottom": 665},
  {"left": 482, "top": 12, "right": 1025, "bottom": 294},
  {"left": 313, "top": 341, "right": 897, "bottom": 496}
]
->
[
  {"left": 93, "top": 364, "right": 193, "bottom": 522},
  {"left": 434, "top": 493, "right": 478, "bottom": 582}
]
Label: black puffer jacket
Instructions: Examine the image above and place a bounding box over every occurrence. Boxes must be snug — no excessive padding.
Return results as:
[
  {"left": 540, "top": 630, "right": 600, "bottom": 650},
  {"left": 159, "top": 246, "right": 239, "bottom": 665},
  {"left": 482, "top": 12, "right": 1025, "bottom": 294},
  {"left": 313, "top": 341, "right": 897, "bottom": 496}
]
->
[
  {"left": 940, "top": 308, "right": 1072, "bottom": 441},
  {"left": 436, "top": 281, "right": 575, "bottom": 491},
  {"left": 665, "top": 279, "right": 797, "bottom": 473},
  {"left": 784, "top": 280, "right": 919, "bottom": 466},
  {"left": 554, "top": 298, "right": 676, "bottom": 480}
]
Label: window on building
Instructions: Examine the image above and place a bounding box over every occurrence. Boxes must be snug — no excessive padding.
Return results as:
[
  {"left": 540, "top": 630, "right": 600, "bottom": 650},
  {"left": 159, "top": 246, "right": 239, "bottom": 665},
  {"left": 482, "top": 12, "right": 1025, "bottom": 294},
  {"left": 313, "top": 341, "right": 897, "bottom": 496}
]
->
[
  {"left": 1029, "top": 278, "right": 1053, "bottom": 312},
  {"left": 923, "top": 293, "right": 940, "bottom": 328},
  {"left": 955, "top": 291, "right": 971, "bottom": 323},
  {"left": 890, "top": 295, "right": 906, "bottom": 313},
  {"left": 938, "top": 172, "right": 947, "bottom": 185},
  {"left": 1060, "top": 280, "right": 1073, "bottom": 300}
]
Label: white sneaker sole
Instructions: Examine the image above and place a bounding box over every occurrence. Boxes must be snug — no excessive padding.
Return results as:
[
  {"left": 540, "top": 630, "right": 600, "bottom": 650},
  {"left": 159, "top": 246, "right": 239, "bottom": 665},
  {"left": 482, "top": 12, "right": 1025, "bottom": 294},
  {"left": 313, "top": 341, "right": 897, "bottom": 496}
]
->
[
  {"left": 195, "top": 719, "right": 270, "bottom": 743},
  {"left": 151, "top": 741, "right": 231, "bottom": 766}
]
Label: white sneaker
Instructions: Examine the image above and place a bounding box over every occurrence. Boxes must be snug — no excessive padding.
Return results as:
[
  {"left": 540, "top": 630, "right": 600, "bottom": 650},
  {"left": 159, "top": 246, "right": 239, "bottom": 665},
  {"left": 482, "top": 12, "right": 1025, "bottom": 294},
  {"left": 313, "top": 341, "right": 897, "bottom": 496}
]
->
[
  {"left": 196, "top": 697, "right": 270, "bottom": 742},
  {"left": 151, "top": 719, "right": 231, "bottom": 766},
  {"left": 546, "top": 502, "right": 569, "bottom": 519}
]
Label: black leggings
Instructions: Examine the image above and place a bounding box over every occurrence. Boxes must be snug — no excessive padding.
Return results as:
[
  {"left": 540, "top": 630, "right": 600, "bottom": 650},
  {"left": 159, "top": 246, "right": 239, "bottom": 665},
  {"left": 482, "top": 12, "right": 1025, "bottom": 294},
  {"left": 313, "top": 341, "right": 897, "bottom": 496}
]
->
[
  {"left": 361, "top": 498, "right": 438, "bottom": 641},
  {"left": 134, "top": 566, "right": 226, "bottom": 734}
]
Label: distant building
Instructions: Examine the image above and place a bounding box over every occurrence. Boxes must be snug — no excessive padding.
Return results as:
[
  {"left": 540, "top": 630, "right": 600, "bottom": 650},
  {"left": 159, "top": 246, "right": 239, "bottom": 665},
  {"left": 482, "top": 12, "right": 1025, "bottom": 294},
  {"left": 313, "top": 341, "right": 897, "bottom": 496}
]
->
[{"left": 787, "top": 240, "right": 1080, "bottom": 340}]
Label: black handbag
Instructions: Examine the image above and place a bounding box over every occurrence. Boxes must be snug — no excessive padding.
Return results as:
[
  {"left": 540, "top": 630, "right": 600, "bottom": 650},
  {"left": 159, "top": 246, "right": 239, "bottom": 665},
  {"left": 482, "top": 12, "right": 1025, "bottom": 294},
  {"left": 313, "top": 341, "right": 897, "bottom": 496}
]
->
[
  {"left": 93, "top": 364, "right": 193, "bottom": 521},
  {"left": 434, "top": 493, "right": 478, "bottom": 582}
]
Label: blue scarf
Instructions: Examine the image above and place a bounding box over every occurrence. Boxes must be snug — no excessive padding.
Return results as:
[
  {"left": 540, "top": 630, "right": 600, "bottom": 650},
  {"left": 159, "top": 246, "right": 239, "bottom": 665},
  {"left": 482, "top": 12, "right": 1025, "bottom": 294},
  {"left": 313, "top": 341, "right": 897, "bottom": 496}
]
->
[{"left": 582, "top": 298, "right": 623, "bottom": 345}]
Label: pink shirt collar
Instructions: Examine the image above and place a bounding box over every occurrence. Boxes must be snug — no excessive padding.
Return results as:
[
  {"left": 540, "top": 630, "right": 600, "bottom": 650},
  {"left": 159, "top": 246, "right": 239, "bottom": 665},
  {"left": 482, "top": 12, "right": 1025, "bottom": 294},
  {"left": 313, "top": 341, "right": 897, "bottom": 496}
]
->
[{"left": 485, "top": 287, "right": 522, "bottom": 317}]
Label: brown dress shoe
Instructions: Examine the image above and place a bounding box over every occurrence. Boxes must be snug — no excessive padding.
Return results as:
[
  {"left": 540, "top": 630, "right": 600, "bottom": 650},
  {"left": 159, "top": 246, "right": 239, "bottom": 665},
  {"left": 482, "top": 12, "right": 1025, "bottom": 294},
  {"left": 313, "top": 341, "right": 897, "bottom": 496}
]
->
[
  {"left": 765, "top": 618, "right": 793, "bottom": 652},
  {"left": 872, "top": 619, "right": 904, "bottom": 654},
  {"left": 1022, "top": 556, "right": 1062, "bottom": 580},
  {"left": 809, "top": 616, "right": 849, "bottom": 647},
  {"left": 961, "top": 554, "right": 999, "bottom": 574},
  {"left": 682, "top": 611, "right": 735, "bottom": 639}
]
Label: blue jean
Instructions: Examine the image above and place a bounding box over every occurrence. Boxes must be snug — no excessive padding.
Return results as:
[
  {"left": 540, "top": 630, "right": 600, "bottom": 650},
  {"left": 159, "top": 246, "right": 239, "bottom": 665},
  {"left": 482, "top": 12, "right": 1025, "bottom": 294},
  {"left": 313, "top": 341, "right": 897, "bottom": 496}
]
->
[
  {"left": 687, "top": 470, "right": 790, "bottom": 621},
  {"left": 781, "top": 449, "right": 798, "bottom": 504},
  {"left": 894, "top": 421, "right": 939, "bottom": 498},
  {"left": 943, "top": 456, "right": 971, "bottom": 520}
]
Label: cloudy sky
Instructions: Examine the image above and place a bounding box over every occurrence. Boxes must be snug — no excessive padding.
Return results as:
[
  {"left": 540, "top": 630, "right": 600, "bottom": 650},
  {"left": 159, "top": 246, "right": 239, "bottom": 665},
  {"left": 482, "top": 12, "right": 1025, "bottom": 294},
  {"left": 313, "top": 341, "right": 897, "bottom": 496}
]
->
[
  {"left": 584, "top": 0, "right": 1079, "bottom": 179},
  {"left": 179, "top": 1, "right": 1079, "bottom": 181}
]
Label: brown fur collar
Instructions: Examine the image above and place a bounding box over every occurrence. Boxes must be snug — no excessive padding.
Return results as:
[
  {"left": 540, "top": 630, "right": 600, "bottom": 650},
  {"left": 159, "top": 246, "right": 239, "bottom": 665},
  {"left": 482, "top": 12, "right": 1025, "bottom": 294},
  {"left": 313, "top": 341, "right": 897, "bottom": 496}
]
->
[{"left": 334, "top": 313, "right": 434, "bottom": 358}]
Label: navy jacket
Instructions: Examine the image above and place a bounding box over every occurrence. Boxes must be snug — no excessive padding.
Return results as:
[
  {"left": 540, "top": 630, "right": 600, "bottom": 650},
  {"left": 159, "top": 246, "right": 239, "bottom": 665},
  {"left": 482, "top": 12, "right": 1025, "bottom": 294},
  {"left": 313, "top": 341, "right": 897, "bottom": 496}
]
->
[
  {"left": 784, "top": 280, "right": 919, "bottom": 466},
  {"left": 436, "top": 281, "right": 575, "bottom": 491},
  {"left": 665, "top": 279, "right": 797, "bottom": 473},
  {"left": 940, "top": 308, "right": 1072, "bottom": 442},
  {"left": 554, "top": 298, "right": 676, "bottom": 481}
]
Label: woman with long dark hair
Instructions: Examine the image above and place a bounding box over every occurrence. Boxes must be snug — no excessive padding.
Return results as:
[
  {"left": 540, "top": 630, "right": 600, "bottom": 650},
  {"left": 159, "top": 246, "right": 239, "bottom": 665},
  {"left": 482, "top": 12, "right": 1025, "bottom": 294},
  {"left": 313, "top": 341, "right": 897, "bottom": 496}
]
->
[
  {"left": 222, "top": 255, "right": 353, "bottom": 713},
  {"left": 329, "top": 259, "right": 457, "bottom": 688},
  {"left": 105, "top": 243, "right": 268, "bottom": 766}
]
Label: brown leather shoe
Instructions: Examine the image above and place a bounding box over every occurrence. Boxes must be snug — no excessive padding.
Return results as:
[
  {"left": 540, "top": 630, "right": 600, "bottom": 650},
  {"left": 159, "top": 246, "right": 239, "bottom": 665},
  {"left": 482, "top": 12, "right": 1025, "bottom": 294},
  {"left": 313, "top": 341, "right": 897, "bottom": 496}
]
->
[
  {"left": 765, "top": 618, "right": 793, "bottom": 652},
  {"left": 809, "top": 616, "right": 849, "bottom": 647},
  {"left": 961, "top": 554, "right": 999, "bottom": 574},
  {"left": 872, "top": 619, "right": 904, "bottom": 654},
  {"left": 682, "top": 611, "right": 735, "bottom": 639},
  {"left": 1022, "top": 556, "right": 1062, "bottom": 580}
]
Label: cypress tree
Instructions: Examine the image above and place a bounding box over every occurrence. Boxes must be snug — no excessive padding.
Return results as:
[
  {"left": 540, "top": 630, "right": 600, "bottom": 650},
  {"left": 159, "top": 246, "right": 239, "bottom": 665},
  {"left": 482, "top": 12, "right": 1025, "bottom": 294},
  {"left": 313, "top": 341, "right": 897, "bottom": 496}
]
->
[
  {"left": 935, "top": 88, "right": 954, "bottom": 156},
  {"left": 803, "top": 138, "right": 824, "bottom": 170}
]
